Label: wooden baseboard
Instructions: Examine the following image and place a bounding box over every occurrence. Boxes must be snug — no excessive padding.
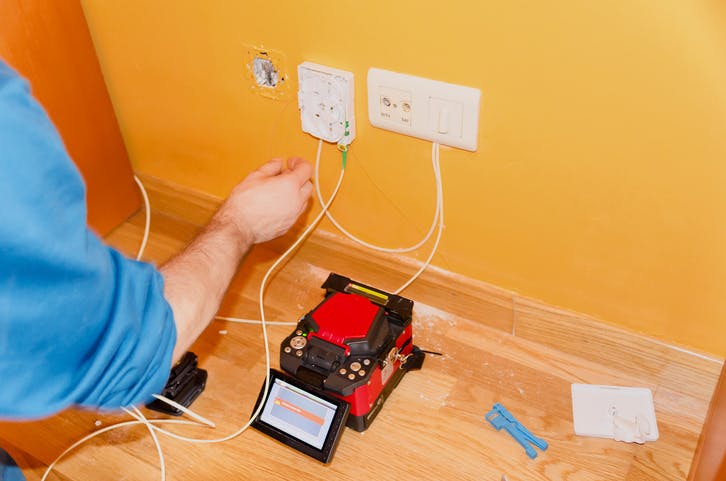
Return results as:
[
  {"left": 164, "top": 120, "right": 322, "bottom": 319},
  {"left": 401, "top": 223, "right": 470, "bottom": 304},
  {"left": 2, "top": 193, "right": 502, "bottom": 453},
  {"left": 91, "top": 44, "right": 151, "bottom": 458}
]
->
[
  {"left": 689, "top": 363, "right": 726, "bottom": 480},
  {"left": 135, "top": 172, "right": 724, "bottom": 405}
]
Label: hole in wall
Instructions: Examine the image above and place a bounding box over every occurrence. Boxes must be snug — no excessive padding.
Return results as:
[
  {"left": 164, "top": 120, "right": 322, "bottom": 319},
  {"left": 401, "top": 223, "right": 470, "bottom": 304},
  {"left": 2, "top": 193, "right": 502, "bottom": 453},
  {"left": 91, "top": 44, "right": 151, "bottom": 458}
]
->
[
  {"left": 253, "top": 56, "right": 279, "bottom": 88},
  {"left": 244, "top": 44, "right": 289, "bottom": 100}
]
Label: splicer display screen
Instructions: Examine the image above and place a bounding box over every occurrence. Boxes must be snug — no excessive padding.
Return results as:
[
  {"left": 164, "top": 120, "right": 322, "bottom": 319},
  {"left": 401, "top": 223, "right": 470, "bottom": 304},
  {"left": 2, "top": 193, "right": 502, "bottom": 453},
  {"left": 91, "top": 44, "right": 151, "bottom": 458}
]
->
[{"left": 260, "top": 378, "right": 338, "bottom": 449}]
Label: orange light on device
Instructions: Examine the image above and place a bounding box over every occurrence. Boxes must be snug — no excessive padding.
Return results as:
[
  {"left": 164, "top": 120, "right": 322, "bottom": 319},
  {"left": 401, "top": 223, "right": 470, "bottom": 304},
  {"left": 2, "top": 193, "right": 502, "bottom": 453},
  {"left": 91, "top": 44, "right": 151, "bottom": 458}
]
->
[{"left": 274, "top": 398, "right": 324, "bottom": 426}]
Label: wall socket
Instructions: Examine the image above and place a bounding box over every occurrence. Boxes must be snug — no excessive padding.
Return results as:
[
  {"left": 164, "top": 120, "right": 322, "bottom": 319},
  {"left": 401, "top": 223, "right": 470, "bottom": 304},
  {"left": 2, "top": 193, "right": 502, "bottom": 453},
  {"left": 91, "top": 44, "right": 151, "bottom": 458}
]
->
[
  {"left": 367, "top": 68, "right": 480, "bottom": 151},
  {"left": 298, "top": 62, "right": 355, "bottom": 146},
  {"left": 378, "top": 86, "right": 412, "bottom": 126}
]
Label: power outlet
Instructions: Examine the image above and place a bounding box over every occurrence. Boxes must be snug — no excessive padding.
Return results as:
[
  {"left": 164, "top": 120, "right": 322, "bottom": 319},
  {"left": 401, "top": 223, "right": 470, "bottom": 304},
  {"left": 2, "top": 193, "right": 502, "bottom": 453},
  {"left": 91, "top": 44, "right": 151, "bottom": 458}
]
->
[
  {"left": 298, "top": 62, "right": 355, "bottom": 146},
  {"left": 367, "top": 68, "right": 480, "bottom": 151}
]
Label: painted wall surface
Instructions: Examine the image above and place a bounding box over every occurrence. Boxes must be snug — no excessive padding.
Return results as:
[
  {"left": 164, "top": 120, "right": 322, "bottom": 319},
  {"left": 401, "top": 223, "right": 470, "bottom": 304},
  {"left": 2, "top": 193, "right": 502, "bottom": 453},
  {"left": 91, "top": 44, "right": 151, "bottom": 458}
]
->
[{"left": 81, "top": 0, "right": 726, "bottom": 356}]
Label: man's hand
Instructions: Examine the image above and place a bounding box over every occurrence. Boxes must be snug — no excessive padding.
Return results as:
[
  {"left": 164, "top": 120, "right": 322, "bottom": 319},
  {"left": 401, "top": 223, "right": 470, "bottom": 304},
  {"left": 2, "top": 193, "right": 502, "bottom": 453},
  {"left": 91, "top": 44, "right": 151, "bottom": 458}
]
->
[
  {"left": 160, "top": 157, "right": 313, "bottom": 361},
  {"left": 216, "top": 158, "right": 314, "bottom": 246}
]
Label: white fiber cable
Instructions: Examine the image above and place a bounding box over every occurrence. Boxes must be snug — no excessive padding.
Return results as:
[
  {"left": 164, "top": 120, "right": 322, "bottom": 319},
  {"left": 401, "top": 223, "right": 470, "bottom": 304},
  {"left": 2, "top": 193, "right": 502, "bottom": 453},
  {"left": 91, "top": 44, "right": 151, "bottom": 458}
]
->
[
  {"left": 150, "top": 394, "right": 216, "bottom": 428},
  {"left": 394, "top": 142, "right": 443, "bottom": 294},
  {"left": 125, "top": 406, "right": 166, "bottom": 481},
  {"left": 314, "top": 139, "right": 441, "bottom": 253},
  {"left": 41, "top": 418, "right": 205, "bottom": 481},
  {"left": 213, "top": 316, "right": 296, "bottom": 326},
  {"left": 133, "top": 175, "right": 151, "bottom": 261}
]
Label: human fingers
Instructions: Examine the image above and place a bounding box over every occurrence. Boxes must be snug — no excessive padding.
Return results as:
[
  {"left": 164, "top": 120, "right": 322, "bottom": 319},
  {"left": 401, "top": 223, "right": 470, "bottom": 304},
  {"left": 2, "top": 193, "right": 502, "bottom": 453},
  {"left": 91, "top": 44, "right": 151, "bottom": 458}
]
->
[
  {"left": 287, "top": 157, "right": 305, "bottom": 170},
  {"left": 251, "top": 158, "right": 283, "bottom": 178},
  {"left": 286, "top": 158, "right": 313, "bottom": 186},
  {"left": 297, "top": 199, "right": 309, "bottom": 217},
  {"left": 299, "top": 180, "right": 313, "bottom": 201}
]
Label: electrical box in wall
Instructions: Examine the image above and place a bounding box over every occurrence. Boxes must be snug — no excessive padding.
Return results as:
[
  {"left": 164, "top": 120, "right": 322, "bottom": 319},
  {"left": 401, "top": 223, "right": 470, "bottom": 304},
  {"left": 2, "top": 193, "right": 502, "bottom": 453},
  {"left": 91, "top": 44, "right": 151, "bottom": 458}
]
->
[
  {"left": 298, "top": 62, "right": 355, "bottom": 146},
  {"left": 367, "top": 68, "right": 481, "bottom": 151}
]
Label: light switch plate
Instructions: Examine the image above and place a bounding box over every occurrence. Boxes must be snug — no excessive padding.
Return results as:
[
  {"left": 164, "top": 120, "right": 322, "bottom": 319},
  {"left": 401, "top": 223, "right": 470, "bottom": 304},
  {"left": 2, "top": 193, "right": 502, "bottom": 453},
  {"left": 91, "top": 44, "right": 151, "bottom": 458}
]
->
[
  {"left": 298, "top": 62, "right": 355, "bottom": 145},
  {"left": 367, "top": 68, "right": 480, "bottom": 151}
]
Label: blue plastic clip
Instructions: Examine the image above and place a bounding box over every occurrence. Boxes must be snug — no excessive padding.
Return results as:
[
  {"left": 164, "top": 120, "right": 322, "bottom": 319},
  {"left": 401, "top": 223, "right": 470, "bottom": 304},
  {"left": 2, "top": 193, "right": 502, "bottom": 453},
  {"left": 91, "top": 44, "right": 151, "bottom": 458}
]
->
[{"left": 485, "top": 403, "right": 548, "bottom": 459}]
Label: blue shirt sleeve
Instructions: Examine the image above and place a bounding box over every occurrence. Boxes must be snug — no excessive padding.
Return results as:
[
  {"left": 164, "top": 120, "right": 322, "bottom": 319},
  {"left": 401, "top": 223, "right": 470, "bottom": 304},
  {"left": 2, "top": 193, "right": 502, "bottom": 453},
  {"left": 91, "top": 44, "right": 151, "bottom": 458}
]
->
[
  {"left": 0, "top": 447, "right": 26, "bottom": 481},
  {"left": 0, "top": 60, "right": 177, "bottom": 419}
]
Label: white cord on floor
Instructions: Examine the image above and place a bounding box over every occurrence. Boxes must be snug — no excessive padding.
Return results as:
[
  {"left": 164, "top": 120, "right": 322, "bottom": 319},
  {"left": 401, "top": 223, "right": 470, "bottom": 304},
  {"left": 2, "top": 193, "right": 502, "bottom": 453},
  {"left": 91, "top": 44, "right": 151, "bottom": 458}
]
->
[
  {"left": 125, "top": 406, "right": 166, "bottom": 481},
  {"left": 133, "top": 174, "right": 151, "bottom": 261},
  {"left": 213, "top": 316, "right": 296, "bottom": 326},
  {"left": 150, "top": 394, "right": 216, "bottom": 428},
  {"left": 314, "top": 139, "right": 441, "bottom": 254},
  {"left": 40, "top": 418, "right": 205, "bottom": 481}
]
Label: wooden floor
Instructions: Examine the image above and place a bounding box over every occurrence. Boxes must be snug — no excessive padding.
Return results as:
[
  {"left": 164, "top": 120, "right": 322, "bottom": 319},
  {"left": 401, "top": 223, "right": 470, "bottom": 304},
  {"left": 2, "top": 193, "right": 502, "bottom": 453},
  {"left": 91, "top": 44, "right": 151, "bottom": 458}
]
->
[{"left": 0, "top": 176, "right": 722, "bottom": 481}]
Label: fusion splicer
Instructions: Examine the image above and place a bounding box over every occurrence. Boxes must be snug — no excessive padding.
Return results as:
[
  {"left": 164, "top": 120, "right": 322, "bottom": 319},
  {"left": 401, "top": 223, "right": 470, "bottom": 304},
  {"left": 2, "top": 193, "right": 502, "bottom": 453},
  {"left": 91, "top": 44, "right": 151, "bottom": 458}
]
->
[{"left": 251, "top": 273, "right": 425, "bottom": 462}]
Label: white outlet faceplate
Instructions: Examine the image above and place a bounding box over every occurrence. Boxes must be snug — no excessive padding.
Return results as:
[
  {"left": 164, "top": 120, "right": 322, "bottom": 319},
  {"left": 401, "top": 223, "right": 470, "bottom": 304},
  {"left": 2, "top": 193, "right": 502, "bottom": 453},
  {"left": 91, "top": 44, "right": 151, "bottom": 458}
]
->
[
  {"left": 298, "top": 62, "right": 355, "bottom": 145},
  {"left": 367, "top": 68, "right": 480, "bottom": 151}
]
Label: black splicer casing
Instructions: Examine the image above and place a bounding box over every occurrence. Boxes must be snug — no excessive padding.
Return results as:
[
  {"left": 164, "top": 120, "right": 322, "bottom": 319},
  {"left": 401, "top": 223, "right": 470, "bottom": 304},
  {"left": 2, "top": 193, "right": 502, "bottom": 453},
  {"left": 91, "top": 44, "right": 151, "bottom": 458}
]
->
[{"left": 146, "top": 351, "right": 207, "bottom": 415}]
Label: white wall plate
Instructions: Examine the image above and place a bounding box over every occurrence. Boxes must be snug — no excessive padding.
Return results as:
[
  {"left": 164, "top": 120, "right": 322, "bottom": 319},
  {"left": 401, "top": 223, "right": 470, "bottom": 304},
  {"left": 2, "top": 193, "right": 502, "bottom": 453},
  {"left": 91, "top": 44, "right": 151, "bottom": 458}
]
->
[
  {"left": 367, "top": 68, "right": 480, "bottom": 151},
  {"left": 298, "top": 62, "right": 355, "bottom": 145},
  {"left": 571, "top": 384, "right": 659, "bottom": 442}
]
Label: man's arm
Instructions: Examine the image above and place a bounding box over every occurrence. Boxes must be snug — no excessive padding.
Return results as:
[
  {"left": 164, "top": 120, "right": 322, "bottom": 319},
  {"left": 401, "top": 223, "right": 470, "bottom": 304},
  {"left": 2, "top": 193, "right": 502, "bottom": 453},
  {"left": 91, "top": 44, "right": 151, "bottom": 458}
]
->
[
  {"left": 161, "top": 157, "right": 313, "bottom": 361},
  {"left": 0, "top": 59, "right": 314, "bottom": 417},
  {"left": 1, "top": 61, "right": 178, "bottom": 416}
]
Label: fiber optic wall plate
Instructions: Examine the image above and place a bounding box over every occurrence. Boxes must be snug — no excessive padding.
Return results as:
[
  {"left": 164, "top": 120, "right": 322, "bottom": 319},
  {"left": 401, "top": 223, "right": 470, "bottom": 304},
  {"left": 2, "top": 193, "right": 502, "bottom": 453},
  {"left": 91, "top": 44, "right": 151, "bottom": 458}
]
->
[
  {"left": 298, "top": 62, "right": 355, "bottom": 145},
  {"left": 571, "top": 384, "right": 659, "bottom": 442},
  {"left": 367, "top": 68, "right": 481, "bottom": 151}
]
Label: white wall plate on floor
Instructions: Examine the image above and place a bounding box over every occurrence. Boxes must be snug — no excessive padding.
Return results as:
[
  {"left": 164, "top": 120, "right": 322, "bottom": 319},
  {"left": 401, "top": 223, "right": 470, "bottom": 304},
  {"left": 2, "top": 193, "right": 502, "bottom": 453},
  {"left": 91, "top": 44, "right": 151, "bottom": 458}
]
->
[{"left": 571, "top": 384, "right": 659, "bottom": 442}]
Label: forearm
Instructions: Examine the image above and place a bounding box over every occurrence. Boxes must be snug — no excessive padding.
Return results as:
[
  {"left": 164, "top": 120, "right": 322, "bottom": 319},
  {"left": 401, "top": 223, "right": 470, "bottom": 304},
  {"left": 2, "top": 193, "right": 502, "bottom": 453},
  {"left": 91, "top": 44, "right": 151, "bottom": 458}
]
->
[
  {"left": 160, "top": 212, "right": 252, "bottom": 362},
  {"left": 158, "top": 157, "right": 313, "bottom": 363}
]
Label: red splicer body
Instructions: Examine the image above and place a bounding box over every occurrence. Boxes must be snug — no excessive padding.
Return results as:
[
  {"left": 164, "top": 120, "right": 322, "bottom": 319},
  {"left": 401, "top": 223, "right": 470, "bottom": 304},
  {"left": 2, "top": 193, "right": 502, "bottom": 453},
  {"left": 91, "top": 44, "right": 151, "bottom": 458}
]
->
[{"left": 279, "top": 273, "right": 424, "bottom": 431}]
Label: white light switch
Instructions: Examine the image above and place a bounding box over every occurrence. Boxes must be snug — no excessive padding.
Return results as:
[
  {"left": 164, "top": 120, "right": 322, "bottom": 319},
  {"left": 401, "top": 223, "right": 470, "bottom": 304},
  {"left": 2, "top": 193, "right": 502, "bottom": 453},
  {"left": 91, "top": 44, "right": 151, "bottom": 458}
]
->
[
  {"left": 429, "top": 97, "right": 463, "bottom": 137},
  {"left": 367, "top": 68, "right": 480, "bottom": 151}
]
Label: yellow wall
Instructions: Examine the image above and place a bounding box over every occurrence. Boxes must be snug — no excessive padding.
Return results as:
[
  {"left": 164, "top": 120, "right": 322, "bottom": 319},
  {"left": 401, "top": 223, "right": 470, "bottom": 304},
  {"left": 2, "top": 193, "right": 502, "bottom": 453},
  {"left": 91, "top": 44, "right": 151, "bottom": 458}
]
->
[{"left": 81, "top": 0, "right": 726, "bottom": 356}]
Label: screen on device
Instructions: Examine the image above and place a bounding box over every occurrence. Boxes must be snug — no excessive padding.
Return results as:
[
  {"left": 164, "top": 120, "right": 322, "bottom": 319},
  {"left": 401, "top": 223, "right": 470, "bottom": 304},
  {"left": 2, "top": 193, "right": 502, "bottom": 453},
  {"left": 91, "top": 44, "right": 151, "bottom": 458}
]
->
[{"left": 260, "top": 378, "right": 338, "bottom": 449}]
